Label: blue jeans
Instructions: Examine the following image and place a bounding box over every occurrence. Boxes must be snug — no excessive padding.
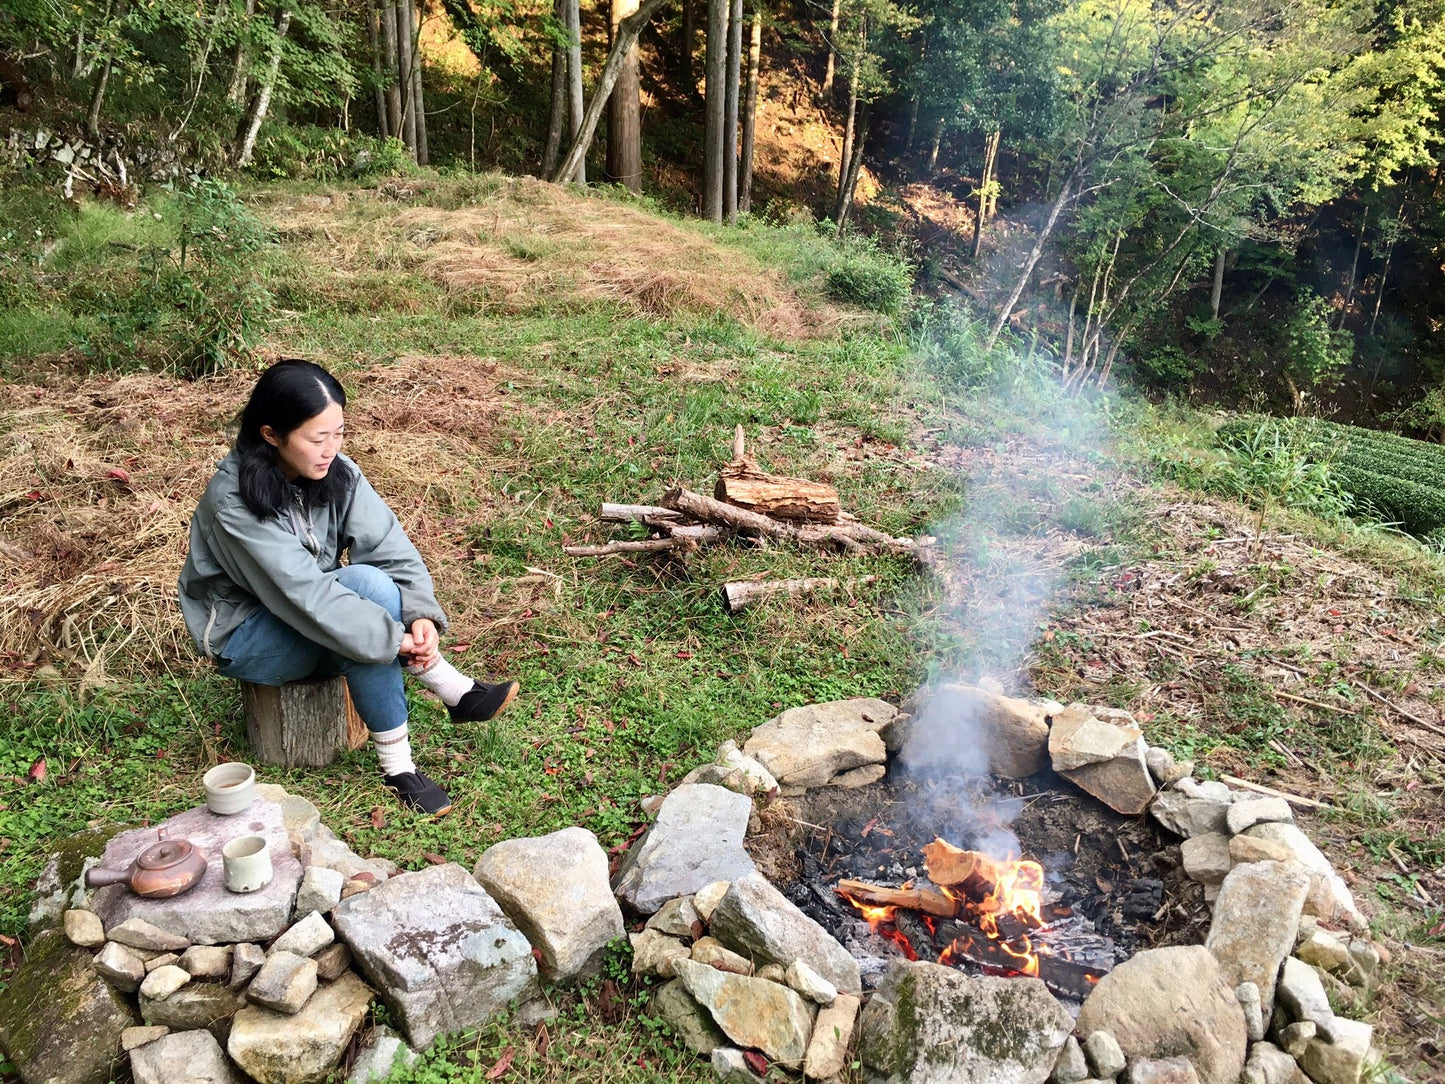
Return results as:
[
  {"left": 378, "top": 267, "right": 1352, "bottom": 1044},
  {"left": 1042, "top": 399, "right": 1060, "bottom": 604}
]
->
[{"left": 218, "top": 563, "right": 407, "bottom": 734}]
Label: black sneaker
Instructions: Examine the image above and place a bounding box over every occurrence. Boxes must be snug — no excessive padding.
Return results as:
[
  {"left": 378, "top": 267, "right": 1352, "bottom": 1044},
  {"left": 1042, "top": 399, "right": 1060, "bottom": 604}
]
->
[
  {"left": 448, "top": 680, "right": 520, "bottom": 723},
  {"left": 383, "top": 770, "right": 453, "bottom": 815}
]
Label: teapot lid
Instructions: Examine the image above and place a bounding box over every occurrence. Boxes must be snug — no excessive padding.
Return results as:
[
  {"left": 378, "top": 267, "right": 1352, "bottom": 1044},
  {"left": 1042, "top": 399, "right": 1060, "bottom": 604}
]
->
[{"left": 135, "top": 839, "right": 197, "bottom": 870}]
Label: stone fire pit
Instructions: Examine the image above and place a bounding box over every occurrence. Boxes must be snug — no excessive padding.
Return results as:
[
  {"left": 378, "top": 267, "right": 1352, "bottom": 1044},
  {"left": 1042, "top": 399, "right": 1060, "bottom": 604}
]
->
[{"left": 0, "top": 685, "right": 1386, "bottom": 1084}]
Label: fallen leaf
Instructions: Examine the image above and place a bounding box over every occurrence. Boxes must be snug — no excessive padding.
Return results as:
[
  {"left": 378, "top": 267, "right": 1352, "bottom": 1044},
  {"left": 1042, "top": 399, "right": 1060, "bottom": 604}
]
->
[
  {"left": 370, "top": 806, "right": 386, "bottom": 829},
  {"left": 106, "top": 467, "right": 131, "bottom": 483},
  {"left": 27, "top": 757, "right": 46, "bottom": 784},
  {"left": 743, "top": 1051, "right": 770, "bottom": 1075},
  {"left": 484, "top": 1046, "right": 515, "bottom": 1079},
  {"left": 675, "top": 650, "right": 693, "bottom": 659},
  {"left": 423, "top": 852, "right": 446, "bottom": 865},
  {"left": 0, "top": 934, "right": 14, "bottom": 947},
  {"left": 534, "top": 1021, "right": 550, "bottom": 1057}
]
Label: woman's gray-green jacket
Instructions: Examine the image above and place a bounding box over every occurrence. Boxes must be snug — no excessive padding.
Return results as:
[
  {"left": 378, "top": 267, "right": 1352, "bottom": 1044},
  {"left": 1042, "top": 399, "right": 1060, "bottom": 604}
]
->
[{"left": 177, "top": 452, "right": 447, "bottom": 665}]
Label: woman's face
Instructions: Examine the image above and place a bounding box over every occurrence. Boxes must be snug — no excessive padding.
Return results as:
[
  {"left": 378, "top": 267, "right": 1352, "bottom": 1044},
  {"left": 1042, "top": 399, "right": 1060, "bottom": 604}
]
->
[{"left": 263, "top": 402, "right": 345, "bottom": 481}]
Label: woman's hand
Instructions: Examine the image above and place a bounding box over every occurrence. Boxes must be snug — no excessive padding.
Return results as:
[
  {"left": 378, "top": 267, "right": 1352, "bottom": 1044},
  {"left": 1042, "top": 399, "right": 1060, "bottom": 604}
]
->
[{"left": 407, "top": 618, "right": 440, "bottom": 670}]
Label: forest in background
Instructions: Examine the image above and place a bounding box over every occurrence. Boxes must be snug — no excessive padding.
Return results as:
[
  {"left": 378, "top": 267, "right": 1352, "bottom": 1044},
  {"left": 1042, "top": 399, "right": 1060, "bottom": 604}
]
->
[{"left": 3, "top": 0, "right": 1445, "bottom": 433}]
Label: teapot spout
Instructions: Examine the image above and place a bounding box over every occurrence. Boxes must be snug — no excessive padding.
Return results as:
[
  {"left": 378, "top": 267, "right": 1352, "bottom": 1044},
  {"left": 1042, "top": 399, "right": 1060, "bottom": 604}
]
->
[{"left": 84, "top": 866, "right": 130, "bottom": 888}]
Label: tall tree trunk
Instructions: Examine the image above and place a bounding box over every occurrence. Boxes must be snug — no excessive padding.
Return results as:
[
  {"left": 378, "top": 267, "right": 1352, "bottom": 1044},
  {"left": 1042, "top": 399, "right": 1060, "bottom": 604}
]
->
[
  {"left": 927, "top": 116, "right": 942, "bottom": 174},
  {"left": 1336, "top": 212, "right": 1366, "bottom": 329},
  {"left": 397, "top": 0, "right": 418, "bottom": 157},
  {"left": 1062, "top": 286, "right": 1079, "bottom": 376},
  {"left": 834, "top": 104, "right": 867, "bottom": 226},
  {"left": 565, "top": 0, "right": 586, "bottom": 182},
  {"left": 174, "top": 0, "right": 228, "bottom": 140},
  {"left": 226, "top": 0, "right": 256, "bottom": 104},
  {"left": 606, "top": 0, "right": 642, "bottom": 190},
  {"left": 820, "top": 0, "right": 839, "bottom": 97},
  {"left": 702, "top": 0, "right": 728, "bottom": 220},
  {"left": 409, "top": 0, "right": 428, "bottom": 164},
  {"left": 1210, "top": 246, "right": 1226, "bottom": 320},
  {"left": 723, "top": 0, "right": 743, "bottom": 222},
  {"left": 680, "top": 0, "right": 696, "bottom": 88},
  {"left": 835, "top": 75, "right": 856, "bottom": 213},
  {"left": 236, "top": 7, "right": 292, "bottom": 167},
  {"left": 739, "top": 6, "right": 761, "bottom": 215},
  {"left": 970, "top": 131, "right": 998, "bottom": 260},
  {"left": 369, "top": 0, "right": 390, "bottom": 140},
  {"left": 984, "top": 130, "right": 1000, "bottom": 218},
  {"left": 380, "top": 0, "right": 401, "bottom": 137},
  {"left": 542, "top": 0, "right": 568, "bottom": 177},
  {"left": 1370, "top": 192, "right": 1408, "bottom": 336},
  {"left": 904, "top": 95, "right": 919, "bottom": 153},
  {"left": 551, "top": 0, "right": 666, "bottom": 186},
  {"left": 986, "top": 169, "right": 1078, "bottom": 350}
]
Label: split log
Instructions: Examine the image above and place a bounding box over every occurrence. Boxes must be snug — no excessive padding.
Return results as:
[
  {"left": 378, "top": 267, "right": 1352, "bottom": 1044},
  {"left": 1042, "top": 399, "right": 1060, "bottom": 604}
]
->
[
  {"left": 715, "top": 423, "right": 841, "bottom": 522},
  {"left": 599, "top": 503, "right": 682, "bottom": 523},
  {"left": 662, "top": 487, "right": 919, "bottom": 556},
  {"left": 922, "top": 839, "right": 1002, "bottom": 900},
  {"left": 721, "top": 575, "right": 877, "bottom": 614},
  {"left": 565, "top": 524, "right": 722, "bottom": 557},
  {"left": 835, "top": 879, "right": 960, "bottom": 918}
]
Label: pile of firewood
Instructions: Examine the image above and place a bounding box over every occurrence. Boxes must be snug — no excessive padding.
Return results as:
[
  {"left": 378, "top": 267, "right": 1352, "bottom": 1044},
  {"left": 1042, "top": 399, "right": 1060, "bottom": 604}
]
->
[{"left": 566, "top": 427, "right": 932, "bottom": 613}]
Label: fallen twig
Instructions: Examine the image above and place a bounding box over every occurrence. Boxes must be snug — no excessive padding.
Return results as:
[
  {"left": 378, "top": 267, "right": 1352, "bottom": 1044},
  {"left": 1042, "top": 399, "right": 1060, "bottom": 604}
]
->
[
  {"left": 565, "top": 525, "right": 723, "bottom": 558},
  {"left": 1220, "top": 774, "right": 1336, "bottom": 810},
  {"left": 599, "top": 503, "right": 682, "bottom": 523},
  {"left": 1354, "top": 681, "right": 1445, "bottom": 740},
  {"left": 721, "top": 575, "right": 879, "bottom": 614}
]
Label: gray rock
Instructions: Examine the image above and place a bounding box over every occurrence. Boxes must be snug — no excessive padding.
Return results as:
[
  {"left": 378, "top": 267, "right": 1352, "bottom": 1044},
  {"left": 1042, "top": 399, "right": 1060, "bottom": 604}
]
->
[
  {"left": 254, "top": 785, "right": 322, "bottom": 840},
  {"left": 1243, "top": 823, "right": 1365, "bottom": 929},
  {"left": 139, "top": 983, "right": 241, "bottom": 1037},
  {"left": 1296, "top": 928, "right": 1350, "bottom": 973},
  {"left": 121, "top": 1025, "right": 170, "bottom": 1051},
  {"left": 1235, "top": 981, "right": 1265, "bottom": 1042},
  {"left": 1050, "top": 704, "right": 1141, "bottom": 771},
  {"left": 1061, "top": 734, "right": 1155, "bottom": 816},
  {"left": 786, "top": 958, "right": 838, "bottom": 1005},
  {"left": 314, "top": 942, "right": 353, "bottom": 981},
  {"left": 672, "top": 957, "right": 813, "bottom": 1070},
  {"left": 0, "top": 928, "right": 139, "bottom": 1084},
  {"left": 247, "top": 951, "right": 319, "bottom": 1014},
  {"left": 474, "top": 826, "right": 625, "bottom": 980},
  {"left": 26, "top": 828, "right": 117, "bottom": 935},
  {"left": 145, "top": 952, "right": 180, "bottom": 972},
  {"left": 130, "top": 1028, "right": 239, "bottom": 1084},
  {"left": 1226, "top": 798, "right": 1293, "bottom": 835},
  {"left": 859, "top": 960, "right": 1071, "bottom": 1084},
  {"left": 646, "top": 895, "right": 703, "bottom": 938},
  {"left": 332, "top": 862, "right": 537, "bottom": 1050},
  {"left": 805, "top": 991, "right": 859, "bottom": 1080},
  {"left": 710, "top": 870, "right": 861, "bottom": 995},
  {"left": 94, "top": 940, "right": 147, "bottom": 992},
  {"left": 108, "top": 918, "right": 191, "bottom": 954},
  {"left": 692, "top": 881, "right": 730, "bottom": 923},
  {"left": 832, "top": 763, "right": 887, "bottom": 788},
  {"left": 229, "top": 943, "right": 266, "bottom": 990},
  {"left": 1278, "top": 1021, "right": 1316, "bottom": 1058},
  {"left": 654, "top": 978, "right": 728, "bottom": 1055},
  {"left": 630, "top": 928, "right": 691, "bottom": 978},
  {"left": 296, "top": 866, "right": 346, "bottom": 915},
  {"left": 139, "top": 964, "right": 191, "bottom": 1000},
  {"left": 901, "top": 684, "right": 1049, "bottom": 779},
  {"left": 1151, "top": 791, "right": 1211, "bottom": 838},
  {"left": 1174, "top": 778, "right": 1234, "bottom": 803},
  {"left": 1205, "top": 860, "right": 1310, "bottom": 1020},
  {"left": 757, "top": 962, "right": 786, "bottom": 983},
  {"left": 1074, "top": 946, "right": 1247, "bottom": 1084},
  {"left": 691, "top": 936, "right": 753, "bottom": 975},
  {"left": 1145, "top": 747, "right": 1191, "bottom": 786},
  {"left": 228, "top": 970, "right": 373, "bottom": 1084},
  {"left": 1229, "top": 835, "right": 1296, "bottom": 865},
  {"left": 1051, "top": 1036, "right": 1089, "bottom": 1084},
  {"left": 179, "top": 945, "right": 233, "bottom": 982},
  {"left": 743, "top": 698, "right": 896, "bottom": 788},
  {"left": 612, "top": 784, "right": 756, "bottom": 915},
  {"left": 1243, "top": 1041, "right": 1309, "bottom": 1084},
  {"left": 1299, "top": 1017, "right": 1373, "bottom": 1084},
  {"left": 1125, "top": 1058, "right": 1200, "bottom": 1084},
  {"left": 271, "top": 911, "right": 335, "bottom": 958},
  {"left": 1345, "top": 939, "right": 1380, "bottom": 986},
  {"left": 92, "top": 803, "right": 302, "bottom": 945},
  {"left": 1181, "top": 833, "right": 1232, "bottom": 886},
  {"left": 1083, "top": 1030, "right": 1125, "bottom": 1078},
  {"left": 712, "top": 1046, "right": 763, "bottom": 1083},
  {"left": 305, "top": 824, "right": 396, "bottom": 881},
  {"left": 1276, "top": 956, "right": 1334, "bottom": 1029},
  {"left": 64, "top": 908, "right": 106, "bottom": 948},
  {"left": 348, "top": 1025, "right": 420, "bottom": 1082}
]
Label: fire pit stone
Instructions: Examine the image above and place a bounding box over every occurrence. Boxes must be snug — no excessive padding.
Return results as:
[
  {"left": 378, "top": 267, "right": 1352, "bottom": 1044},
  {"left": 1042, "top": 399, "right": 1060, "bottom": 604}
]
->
[
  {"left": 741, "top": 698, "right": 897, "bottom": 791},
  {"left": 709, "top": 871, "right": 862, "bottom": 995},
  {"left": 654, "top": 977, "right": 728, "bottom": 1055},
  {"left": 672, "top": 957, "right": 814, "bottom": 1070},
  {"left": 1205, "top": 860, "right": 1312, "bottom": 1020},
  {"left": 611, "top": 783, "right": 756, "bottom": 915}
]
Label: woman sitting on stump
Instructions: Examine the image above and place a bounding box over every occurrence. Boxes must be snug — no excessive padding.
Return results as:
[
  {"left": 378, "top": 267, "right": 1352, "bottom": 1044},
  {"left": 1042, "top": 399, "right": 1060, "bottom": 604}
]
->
[{"left": 178, "top": 358, "right": 518, "bottom": 815}]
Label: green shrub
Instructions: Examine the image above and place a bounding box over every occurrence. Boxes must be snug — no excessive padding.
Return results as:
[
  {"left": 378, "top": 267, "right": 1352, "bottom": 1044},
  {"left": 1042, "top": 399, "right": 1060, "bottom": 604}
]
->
[
  {"left": 824, "top": 241, "right": 913, "bottom": 314},
  {"left": 246, "top": 125, "right": 416, "bottom": 181}
]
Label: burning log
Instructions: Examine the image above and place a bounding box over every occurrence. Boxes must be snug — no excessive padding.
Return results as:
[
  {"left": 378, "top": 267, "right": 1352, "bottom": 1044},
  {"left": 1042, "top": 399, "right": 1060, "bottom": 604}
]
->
[
  {"left": 834, "top": 879, "right": 960, "bottom": 918},
  {"left": 921, "top": 839, "right": 1004, "bottom": 899},
  {"left": 721, "top": 575, "right": 878, "bottom": 615}
]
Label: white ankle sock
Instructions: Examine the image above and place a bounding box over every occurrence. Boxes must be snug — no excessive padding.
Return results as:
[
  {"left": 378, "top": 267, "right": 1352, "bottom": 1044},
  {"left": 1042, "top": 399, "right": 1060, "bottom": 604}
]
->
[
  {"left": 408, "top": 657, "right": 474, "bottom": 707},
  {"left": 371, "top": 724, "right": 417, "bottom": 777}
]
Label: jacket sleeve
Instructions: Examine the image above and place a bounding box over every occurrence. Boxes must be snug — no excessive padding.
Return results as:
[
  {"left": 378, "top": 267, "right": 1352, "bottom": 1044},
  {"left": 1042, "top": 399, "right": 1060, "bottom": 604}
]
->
[
  {"left": 340, "top": 470, "right": 449, "bottom": 634},
  {"left": 207, "top": 501, "right": 407, "bottom": 665}
]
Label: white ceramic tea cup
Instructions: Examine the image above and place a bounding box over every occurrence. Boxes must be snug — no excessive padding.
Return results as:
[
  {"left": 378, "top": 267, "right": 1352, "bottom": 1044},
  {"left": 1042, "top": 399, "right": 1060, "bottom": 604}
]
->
[
  {"left": 203, "top": 762, "right": 256, "bottom": 815},
  {"left": 222, "top": 835, "right": 272, "bottom": 893}
]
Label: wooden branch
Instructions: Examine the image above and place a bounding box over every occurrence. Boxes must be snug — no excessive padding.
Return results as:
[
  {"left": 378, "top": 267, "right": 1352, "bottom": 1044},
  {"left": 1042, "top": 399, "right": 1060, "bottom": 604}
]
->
[
  {"left": 565, "top": 525, "right": 723, "bottom": 558},
  {"left": 1354, "top": 680, "right": 1445, "bottom": 740},
  {"left": 662, "top": 487, "right": 918, "bottom": 556},
  {"left": 732, "top": 423, "right": 746, "bottom": 460},
  {"left": 721, "top": 575, "right": 877, "bottom": 614},
  {"left": 921, "top": 839, "right": 1000, "bottom": 899},
  {"left": 600, "top": 503, "right": 682, "bottom": 523},
  {"left": 715, "top": 464, "right": 842, "bottom": 522},
  {"left": 1219, "top": 774, "right": 1336, "bottom": 811},
  {"left": 835, "top": 879, "right": 959, "bottom": 918}
]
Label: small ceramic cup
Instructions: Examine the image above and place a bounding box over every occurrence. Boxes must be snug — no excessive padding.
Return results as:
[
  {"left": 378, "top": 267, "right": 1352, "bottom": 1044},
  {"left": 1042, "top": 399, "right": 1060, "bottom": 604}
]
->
[
  {"left": 221, "top": 836, "right": 272, "bottom": 893},
  {"left": 203, "top": 762, "right": 256, "bottom": 815}
]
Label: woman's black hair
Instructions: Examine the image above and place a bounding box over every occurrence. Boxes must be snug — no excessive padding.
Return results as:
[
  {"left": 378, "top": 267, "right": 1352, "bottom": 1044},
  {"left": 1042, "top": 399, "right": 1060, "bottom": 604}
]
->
[{"left": 234, "top": 359, "right": 355, "bottom": 519}]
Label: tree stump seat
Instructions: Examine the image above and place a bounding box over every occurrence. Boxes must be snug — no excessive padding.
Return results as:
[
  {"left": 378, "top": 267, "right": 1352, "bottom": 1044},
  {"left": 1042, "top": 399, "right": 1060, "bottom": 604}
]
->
[{"left": 241, "top": 675, "right": 369, "bottom": 768}]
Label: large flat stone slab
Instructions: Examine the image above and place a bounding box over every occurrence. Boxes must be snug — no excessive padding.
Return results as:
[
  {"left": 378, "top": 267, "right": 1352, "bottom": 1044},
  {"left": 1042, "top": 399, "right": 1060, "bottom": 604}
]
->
[
  {"left": 332, "top": 863, "right": 538, "bottom": 1050},
  {"left": 612, "top": 784, "right": 756, "bottom": 915},
  {"left": 901, "top": 684, "right": 1051, "bottom": 779},
  {"left": 89, "top": 800, "right": 302, "bottom": 946},
  {"left": 742, "top": 699, "right": 896, "bottom": 790}
]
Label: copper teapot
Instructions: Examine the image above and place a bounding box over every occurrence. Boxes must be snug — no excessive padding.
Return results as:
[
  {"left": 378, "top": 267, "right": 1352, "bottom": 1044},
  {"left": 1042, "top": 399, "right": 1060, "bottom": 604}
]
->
[{"left": 85, "top": 828, "right": 208, "bottom": 898}]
